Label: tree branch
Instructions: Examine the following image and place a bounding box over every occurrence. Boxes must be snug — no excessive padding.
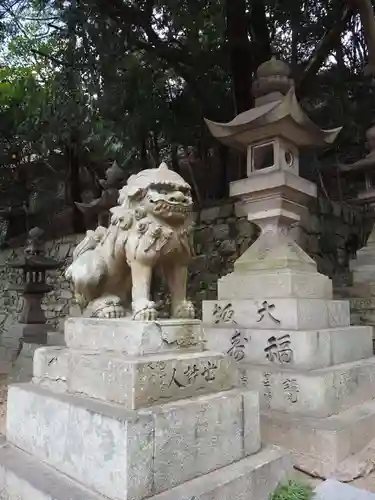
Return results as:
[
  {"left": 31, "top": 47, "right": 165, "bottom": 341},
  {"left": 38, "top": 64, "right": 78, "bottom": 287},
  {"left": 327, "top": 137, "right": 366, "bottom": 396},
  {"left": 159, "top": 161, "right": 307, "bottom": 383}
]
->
[{"left": 296, "top": 4, "right": 354, "bottom": 96}]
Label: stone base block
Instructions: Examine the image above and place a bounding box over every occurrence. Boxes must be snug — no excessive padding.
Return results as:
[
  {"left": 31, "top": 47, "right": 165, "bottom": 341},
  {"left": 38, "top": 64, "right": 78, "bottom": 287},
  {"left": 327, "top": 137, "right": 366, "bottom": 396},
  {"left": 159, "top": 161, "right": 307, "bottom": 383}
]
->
[
  {"left": 0, "top": 440, "right": 105, "bottom": 500},
  {"left": 261, "top": 398, "right": 375, "bottom": 478},
  {"left": 64, "top": 318, "right": 204, "bottom": 354},
  {"left": 33, "top": 347, "right": 234, "bottom": 408},
  {"left": 7, "top": 333, "right": 65, "bottom": 384},
  {"left": 0, "top": 440, "right": 292, "bottom": 500},
  {"left": 218, "top": 269, "right": 332, "bottom": 300},
  {"left": 204, "top": 325, "right": 372, "bottom": 369},
  {"left": 241, "top": 357, "right": 375, "bottom": 417},
  {"left": 203, "top": 298, "right": 349, "bottom": 330},
  {"left": 149, "top": 445, "right": 292, "bottom": 500},
  {"left": 6, "top": 383, "right": 260, "bottom": 499}
]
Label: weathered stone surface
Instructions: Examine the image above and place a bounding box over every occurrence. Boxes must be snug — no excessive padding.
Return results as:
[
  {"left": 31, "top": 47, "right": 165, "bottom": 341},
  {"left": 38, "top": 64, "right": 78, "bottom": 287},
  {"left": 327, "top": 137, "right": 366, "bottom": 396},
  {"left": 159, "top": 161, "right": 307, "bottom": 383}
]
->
[
  {"left": 241, "top": 357, "right": 375, "bottom": 417},
  {"left": 350, "top": 297, "right": 375, "bottom": 311},
  {"left": 149, "top": 446, "right": 292, "bottom": 500},
  {"left": 0, "top": 441, "right": 106, "bottom": 500},
  {"left": 6, "top": 384, "right": 154, "bottom": 500},
  {"left": 218, "top": 269, "right": 332, "bottom": 300},
  {"left": 261, "top": 398, "right": 375, "bottom": 478},
  {"left": 64, "top": 318, "right": 204, "bottom": 354},
  {"left": 353, "top": 268, "right": 375, "bottom": 286},
  {"left": 0, "top": 441, "right": 291, "bottom": 500},
  {"left": 33, "top": 348, "right": 234, "bottom": 408},
  {"left": 314, "top": 480, "right": 375, "bottom": 500},
  {"left": 204, "top": 325, "right": 373, "bottom": 369},
  {"left": 6, "top": 384, "right": 261, "bottom": 498},
  {"left": 152, "top": 389, "right": 260, "bottom": 492},
  {"left": 202, "top": 298, "right": 349, "bottom": 330},
  {"left": 351, "top": 250, "right": 375, "bottom": 270}
]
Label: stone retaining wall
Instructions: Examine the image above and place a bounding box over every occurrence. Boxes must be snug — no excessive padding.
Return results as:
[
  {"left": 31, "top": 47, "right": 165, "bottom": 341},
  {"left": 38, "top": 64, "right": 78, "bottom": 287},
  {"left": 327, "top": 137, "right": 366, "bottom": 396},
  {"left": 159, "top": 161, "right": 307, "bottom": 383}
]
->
[{"left": 0, "top": 197, "right": 368, "bottom": 332}]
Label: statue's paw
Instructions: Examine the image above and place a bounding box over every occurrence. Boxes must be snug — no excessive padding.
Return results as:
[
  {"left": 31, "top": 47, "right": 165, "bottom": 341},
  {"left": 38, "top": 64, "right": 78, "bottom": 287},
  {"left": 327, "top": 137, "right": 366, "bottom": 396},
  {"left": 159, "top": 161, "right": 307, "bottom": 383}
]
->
[
  {"left": 132, "top": 300, "right": 158, "bottom": 321},
  {"left": 173, "top": 300, "right": 195, "bottom": 319},
  {"left": 88, "top": 296, "right": 127, "bottom": 319}
]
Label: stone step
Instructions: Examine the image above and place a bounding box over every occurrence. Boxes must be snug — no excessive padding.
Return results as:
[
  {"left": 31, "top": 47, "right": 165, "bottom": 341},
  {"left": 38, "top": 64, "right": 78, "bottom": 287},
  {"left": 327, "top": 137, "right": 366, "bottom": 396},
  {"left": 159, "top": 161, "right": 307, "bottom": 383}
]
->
[
  {"left": 314, "top": 479, "right": 375, "bottom": 500},
  {"left": 350, "top": 251, "right": 375, "bottom": 269},
  {"left": 149, "top": 445, "right": 292, "bottom": 500},
  {"left": 0, "top": 439, "right": 105, "bottom": 500},
  {"left": 203, "top": 298, "right": 349, "bottom": 330},
  {"left": 260, "top": 398, "right": 375, "bottom": 478},
  {"left": 353, "top": 269, "right": 375, "bottom": 285},
  {"left": 6, "top": 383, "right": 260, "bottom": 500},
  {"left": 0, "top": 439, "right": 292, "bottom": 500},
  {"left": 241, "top": 357, "right": 375, "bottom": 417},
  {"left": 33, "top": 346, "right": 234, "bottom": 408},
  {"left": 204, "top": 325, "right": 373, "bottom": 369}
]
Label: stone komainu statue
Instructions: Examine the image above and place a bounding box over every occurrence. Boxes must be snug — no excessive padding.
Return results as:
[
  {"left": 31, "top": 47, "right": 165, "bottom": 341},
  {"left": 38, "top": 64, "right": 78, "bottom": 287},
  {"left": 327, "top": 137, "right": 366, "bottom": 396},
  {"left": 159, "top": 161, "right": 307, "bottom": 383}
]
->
[{"left": 65, "top": 162, "right": 195, "bottom": 321}]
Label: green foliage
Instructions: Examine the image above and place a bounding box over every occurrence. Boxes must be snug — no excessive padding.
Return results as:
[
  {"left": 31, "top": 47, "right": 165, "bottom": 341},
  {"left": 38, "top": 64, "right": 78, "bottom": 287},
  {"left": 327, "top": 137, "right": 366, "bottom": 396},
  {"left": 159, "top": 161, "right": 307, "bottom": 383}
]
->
[
  {"left": 269, "top": 479, "right": 314, "bottom": 500},
  {"left": 0, "top": 0, "right": 375, "bottom": 235}
]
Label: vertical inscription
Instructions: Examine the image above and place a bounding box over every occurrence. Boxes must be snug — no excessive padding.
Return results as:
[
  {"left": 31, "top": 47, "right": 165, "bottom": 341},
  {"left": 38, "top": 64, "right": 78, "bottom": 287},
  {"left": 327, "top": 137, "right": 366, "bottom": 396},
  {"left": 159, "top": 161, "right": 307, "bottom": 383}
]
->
[
  {"left": 263, "top": 372, "right": 272, "bottom": 408},
  {"left": 212, "top": 302, "right": 250, "bottom": 362},
  {"left": 283, "top": 378, "right": 299, "bottom": 403}
]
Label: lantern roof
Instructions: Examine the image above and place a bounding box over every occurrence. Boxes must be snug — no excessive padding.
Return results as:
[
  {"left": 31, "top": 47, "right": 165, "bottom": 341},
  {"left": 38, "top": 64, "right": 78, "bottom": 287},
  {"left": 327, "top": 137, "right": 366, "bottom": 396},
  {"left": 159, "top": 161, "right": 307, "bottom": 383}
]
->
[{"left": 205, "top": 56, "right": 342, "bottom": 150}]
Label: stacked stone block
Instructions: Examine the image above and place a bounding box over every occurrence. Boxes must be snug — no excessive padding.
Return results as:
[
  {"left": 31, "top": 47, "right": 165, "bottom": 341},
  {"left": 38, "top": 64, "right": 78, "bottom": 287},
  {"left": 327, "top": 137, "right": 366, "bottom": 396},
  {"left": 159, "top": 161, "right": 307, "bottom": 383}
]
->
[
  {"left": 0, "top": 317, "right": 291, "bottom": 499},
  {"left": 203, "top": 254, "right": 375, "bottom": 479}
]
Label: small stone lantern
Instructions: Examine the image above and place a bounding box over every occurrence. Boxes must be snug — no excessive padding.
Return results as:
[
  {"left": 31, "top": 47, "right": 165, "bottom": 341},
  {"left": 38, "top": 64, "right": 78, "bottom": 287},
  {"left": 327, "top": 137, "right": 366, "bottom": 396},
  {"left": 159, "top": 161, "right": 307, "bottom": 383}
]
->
[
  {"left": 76, "top": 162, "right": 125, "bottom": 227},
  {"left": 9, "top": 227, "right": 61, "bottom": 344},
  {"left": 338, "top": 124, "right": 375, "bottom": 331},
  {"left": 205, "top": 56, "right": 342, "bottom": 278}
]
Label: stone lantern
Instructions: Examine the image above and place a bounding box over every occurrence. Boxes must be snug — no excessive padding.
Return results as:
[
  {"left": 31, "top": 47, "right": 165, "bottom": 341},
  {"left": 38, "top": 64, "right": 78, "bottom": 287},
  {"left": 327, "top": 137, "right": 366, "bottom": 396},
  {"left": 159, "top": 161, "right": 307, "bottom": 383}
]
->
[
  {"left": 337, "top": 123, "right": 375, "bottom": 332},
  {"left": 205, "top": 56, "right": 341, "bottom": 281},
  {"left": 8, "top": 227, "right": 61, "bottom": 344},
  {"left": 200, "top": 59, "right": 375, "bottom": 479},
  {"left": 76, "top": 162, "right": 125, "bottom": 227}
]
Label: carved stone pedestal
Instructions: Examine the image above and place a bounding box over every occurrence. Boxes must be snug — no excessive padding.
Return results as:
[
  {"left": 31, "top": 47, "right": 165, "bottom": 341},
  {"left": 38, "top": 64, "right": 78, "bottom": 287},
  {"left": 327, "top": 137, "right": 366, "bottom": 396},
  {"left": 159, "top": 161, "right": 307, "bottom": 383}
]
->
[
  {"left": 203, "top": 243, "right": 375, "bottom": 480},
  {"left": 0, "top": 318, "right": 291, "bottom": 500}
]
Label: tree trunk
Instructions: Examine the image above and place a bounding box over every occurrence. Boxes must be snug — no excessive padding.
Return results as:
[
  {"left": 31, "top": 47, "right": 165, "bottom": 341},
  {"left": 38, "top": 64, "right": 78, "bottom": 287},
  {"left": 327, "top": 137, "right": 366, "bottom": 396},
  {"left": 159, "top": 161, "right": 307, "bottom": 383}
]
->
[
  {"left": 355, "top": 0, "right": 375, "bottom": 75},
  {"left": 67, "top": 136, "right": 85, "bottom": 233},
  {"left": 226, "top": 0, "right": 253, "bottom": 113},
  {"left": 248, "top": 0, "right": 272, "bottom": 71},
  {"left": 217, "top": 144, "right": 229, "bottom": 198}
]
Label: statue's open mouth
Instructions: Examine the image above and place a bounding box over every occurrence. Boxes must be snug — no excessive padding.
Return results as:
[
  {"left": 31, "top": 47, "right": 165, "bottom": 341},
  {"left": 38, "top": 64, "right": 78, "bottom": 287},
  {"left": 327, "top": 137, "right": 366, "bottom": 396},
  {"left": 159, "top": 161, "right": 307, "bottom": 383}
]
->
[{"left": 154, "top": 201, "right": 192, "bottom": 214}]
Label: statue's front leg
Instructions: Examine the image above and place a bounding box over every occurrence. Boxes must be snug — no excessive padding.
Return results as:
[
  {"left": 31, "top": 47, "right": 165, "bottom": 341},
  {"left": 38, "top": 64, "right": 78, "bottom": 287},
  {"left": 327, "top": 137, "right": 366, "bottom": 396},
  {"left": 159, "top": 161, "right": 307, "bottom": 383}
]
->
[
  {"left": 163, "top": 264, "right": 195, "bottom": 319},
  {"left": 130, "top": 260, "right": 157, "bottom": 321}
]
